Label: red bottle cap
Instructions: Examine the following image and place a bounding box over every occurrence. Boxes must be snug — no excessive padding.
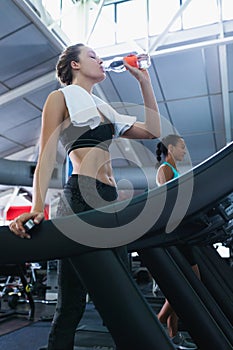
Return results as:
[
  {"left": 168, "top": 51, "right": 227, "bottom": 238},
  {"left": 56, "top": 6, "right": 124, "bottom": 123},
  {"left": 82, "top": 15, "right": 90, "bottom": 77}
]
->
[{"left": 124, "top": 54, "right": 139, "bottom": 68}]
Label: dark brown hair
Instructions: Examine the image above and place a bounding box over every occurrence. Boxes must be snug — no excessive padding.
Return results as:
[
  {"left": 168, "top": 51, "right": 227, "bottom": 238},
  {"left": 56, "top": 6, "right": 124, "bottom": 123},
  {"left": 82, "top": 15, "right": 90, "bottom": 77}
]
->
[
  {"left": 56, "top": 43, "right": 85, "bottom": 85},
  {"left": 156, "top": 134, "right": 182, "bottom": 162}
]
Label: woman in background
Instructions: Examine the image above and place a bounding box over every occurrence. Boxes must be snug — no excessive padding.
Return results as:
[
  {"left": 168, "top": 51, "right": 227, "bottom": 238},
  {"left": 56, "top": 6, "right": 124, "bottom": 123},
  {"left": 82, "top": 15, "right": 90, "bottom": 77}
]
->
[{"left": 155, "top": 134, "right": 200, "bottom": 350}]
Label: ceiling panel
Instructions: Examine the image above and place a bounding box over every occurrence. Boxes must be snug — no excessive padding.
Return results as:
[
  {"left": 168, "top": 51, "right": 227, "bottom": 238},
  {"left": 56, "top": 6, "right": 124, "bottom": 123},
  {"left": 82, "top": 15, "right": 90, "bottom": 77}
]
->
[
  {"left": 140, "top": 139, "right": 158, "bottom": 163},
  {"left": 0, "top": 84, "right": 8, "bottom": 95},
  {"left": 0, "top": 0, "right": 64, "bottom": 164},
  {"left": 1, "top": 25, "right": 58, "bottom": 83},
  {"left": 148, "top": 60, "right": 164, "bottom": 102},
  {"left": 4, "top": 117, "right": 41, "bottom": 144},
  {"left": 106, "top": 70, "right": 144, "bottom": 105},
  {"left": 157, "top": 103, "right": 170, "bottom": 120},
  {"left": 97, "top": 78, "right": 121, "bottom": 103},
  {"left": 185, "top": 133, "right": 216, "bottom": 165},
  {"left": 0, "top": 0, "right": 30, "bottom": 38},
  {"left": 204, "top": 46, "right": 221, "bottom": 94},
  {"left": 167, "top": 96, "right": 214, "bottom": 135},
  {"left": 155, "top": 50, "right": 208, "bottom": 100},
  {"left": 210, "top": 94, "right": 226, "bottom": 148},
  {"left": 6, "top": 57, "right": 58, "bottom": 89},
  {"left": 26, "top": 81, "right": 59, "bottom": 109},
  {"left": 0, "top": 135, "right": 24, "bottom": 158},
  {"left": 0, "top": 99, "right": 40, "bottom": 132},
  {"left": 227, "top": 43, "right": 233, "bottom": 91}
]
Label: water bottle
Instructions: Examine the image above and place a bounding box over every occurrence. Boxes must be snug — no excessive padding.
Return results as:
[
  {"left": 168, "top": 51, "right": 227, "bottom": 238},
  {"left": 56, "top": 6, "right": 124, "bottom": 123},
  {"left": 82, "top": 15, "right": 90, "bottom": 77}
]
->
[{"left": 103, "top": 53, "right": 151, "bottom": 73}]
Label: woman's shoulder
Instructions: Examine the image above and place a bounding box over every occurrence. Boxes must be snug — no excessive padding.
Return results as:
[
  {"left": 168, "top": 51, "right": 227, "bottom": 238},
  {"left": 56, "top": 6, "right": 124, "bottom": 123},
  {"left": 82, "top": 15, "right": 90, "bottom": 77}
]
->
[
  {"left": 156, "top": 162, "right": 175, "bottom": 185},
  {"left": 44, "top": 90, "right": 67, "bottom": 117},
  {"left": 46, "top": 89, "right": 66, "bottom": 102},
  {"left": 157, "top": 162, "right": 173, "bottom": 176},
  {"left": 46, "top": 89, "right": 63, "bottom": 98},
  {"left": 157, "top": 162, "right": 170, "bottom": 170}
]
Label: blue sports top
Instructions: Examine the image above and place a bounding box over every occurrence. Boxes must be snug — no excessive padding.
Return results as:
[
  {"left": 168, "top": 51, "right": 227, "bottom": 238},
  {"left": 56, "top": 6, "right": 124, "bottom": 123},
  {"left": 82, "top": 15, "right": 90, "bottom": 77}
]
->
[
  {"left": 162, "top": 161, "right": 179, "bottom": 179},
  {"left": 156, "top": 161, "right": 179, "bottom": 186}
]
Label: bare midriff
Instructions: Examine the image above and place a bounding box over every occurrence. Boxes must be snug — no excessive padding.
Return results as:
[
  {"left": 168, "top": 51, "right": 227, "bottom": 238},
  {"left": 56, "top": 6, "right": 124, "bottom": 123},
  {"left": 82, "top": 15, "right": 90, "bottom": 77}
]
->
[{"left": 69, "top": 147, "right": 116, "bottom": 188}]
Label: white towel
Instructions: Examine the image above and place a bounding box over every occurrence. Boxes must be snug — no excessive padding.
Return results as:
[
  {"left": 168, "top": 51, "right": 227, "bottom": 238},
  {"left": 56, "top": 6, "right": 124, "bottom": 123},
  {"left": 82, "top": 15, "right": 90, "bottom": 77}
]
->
[{"left": 59, "top": 85, "right": 136, "bottom": 137}]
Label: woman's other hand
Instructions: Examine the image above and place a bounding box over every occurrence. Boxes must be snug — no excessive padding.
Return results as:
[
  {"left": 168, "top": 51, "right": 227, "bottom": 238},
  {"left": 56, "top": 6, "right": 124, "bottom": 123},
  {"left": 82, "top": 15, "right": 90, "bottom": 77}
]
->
[{"left": 9, "top": 212, "right": 44, "bottom": 239}]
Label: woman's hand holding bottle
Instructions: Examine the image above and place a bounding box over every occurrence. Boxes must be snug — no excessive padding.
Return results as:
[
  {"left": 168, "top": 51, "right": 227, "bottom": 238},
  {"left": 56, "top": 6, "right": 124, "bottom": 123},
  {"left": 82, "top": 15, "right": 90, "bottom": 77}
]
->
[{"left": 103, "top": 53, "right": 151, "bottom": 73}]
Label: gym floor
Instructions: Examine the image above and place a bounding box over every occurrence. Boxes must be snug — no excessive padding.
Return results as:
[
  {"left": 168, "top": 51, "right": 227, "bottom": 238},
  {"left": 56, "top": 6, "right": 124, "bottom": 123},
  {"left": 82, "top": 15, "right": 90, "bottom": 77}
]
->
[
  {"left": 0, "top": 262, "right": 195, "bottom": 350},
  {"left": 0, "top": 264, "right": 166, "bottom": 349}
]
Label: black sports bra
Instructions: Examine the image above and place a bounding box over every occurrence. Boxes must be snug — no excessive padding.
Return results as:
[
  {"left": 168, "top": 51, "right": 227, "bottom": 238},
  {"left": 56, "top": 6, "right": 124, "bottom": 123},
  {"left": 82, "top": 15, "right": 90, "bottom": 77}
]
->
[{"left": 60, "top": 120, "right": 114, "bottom": 155}]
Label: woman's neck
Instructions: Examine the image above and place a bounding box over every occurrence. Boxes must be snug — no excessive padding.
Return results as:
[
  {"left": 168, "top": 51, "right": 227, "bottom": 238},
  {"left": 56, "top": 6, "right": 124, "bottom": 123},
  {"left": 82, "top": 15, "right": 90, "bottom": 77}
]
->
[
  {"left": 165, "top": 154, "right": 177, "bottom": 169},
  {"left": 71, "top": 78, "right": 93, "bottom": 94}
]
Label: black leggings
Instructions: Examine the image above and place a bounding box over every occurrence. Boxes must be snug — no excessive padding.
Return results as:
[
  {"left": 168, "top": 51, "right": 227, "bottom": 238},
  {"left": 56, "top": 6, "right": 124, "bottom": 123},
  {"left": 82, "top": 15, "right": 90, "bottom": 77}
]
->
[
  {"left": 47, "top": 174, "right": 125, "bottom": 350},
  {"left": 57, "top": 174, "right": 118, "bottom": 216}
]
